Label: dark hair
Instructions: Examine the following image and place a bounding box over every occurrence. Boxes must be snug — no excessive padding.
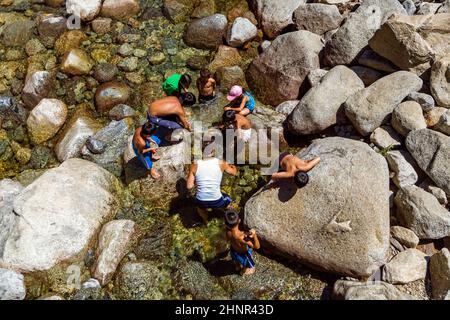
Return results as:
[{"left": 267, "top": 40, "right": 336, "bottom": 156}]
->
[
  {"left": 200, "top": 69, "right": 211, "bottom": 79},
  {"left": 179, "top": 74, "right": 192, "bottom": 89},
  {"left": 225, "top": 210, "right": 239, "bottom": 229},
  {"left": 222, "top": 110, "right": 236, "bottom": 124},
  {"left": 141, "top": 122, "right": 157, "bottom": 138},
  {"left": 294, "top": 171, "right": 309, "bottom": 188},
  {"left": 179, "top": 92, "right": 196, "bottom": 106}
]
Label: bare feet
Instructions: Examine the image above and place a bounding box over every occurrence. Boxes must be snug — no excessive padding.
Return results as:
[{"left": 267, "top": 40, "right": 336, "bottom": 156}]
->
[
  {"left": 152, "top": 155, "right": 161, "bottom": 161},
  {"left": 242, "top": 267, "right": 255, "bottom": 275},
  {"left": 150, "top": 169, "right": 161, "bottom": 180}
]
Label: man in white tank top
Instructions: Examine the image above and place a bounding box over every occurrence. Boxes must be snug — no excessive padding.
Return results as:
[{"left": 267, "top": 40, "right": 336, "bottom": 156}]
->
[{"left": 187, "top": 140, "right": 238, "bottom": 222}]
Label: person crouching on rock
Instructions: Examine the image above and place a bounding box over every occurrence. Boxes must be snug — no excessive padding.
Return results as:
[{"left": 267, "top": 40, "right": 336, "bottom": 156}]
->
[
  {"left": 162, "top": 73, "right": 192, "bottom": 97},
  {"left": 196, "top": 69, "right": 216, "bottom": 103},
  {"left": 186, "top": 138, "right": 238, "bottom": 223},
  {"left": 270, "top": 153, "right": 321, "bottom": 188},
  {"left": 221, "top": 110, "right": 253, "bottom": 143},
  {"left": 224, "top": 85, "right": 256, "bottom": 116},
  {"left": 132, "top": 122, "right": 161, "bottom": 180},
  {"left": 225, "top": 210, "right": 260, "bottom": 276},
  {"left": 147, "top": 94, "right": 196, "bottom": 143}
]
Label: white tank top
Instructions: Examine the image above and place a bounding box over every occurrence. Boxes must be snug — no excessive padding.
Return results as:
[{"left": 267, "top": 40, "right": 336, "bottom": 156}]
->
[{"left": 195, "top": 158, "right": 223, "bottom": 201}]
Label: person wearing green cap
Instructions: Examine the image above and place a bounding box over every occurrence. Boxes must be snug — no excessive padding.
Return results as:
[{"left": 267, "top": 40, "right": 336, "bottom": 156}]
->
[{"left": 162, "top": 73, "right": 192, "bottom": 97}]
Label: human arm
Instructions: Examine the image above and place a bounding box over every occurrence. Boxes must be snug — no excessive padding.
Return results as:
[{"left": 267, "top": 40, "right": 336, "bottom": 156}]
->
[
  {"left": 186, "top": 164, "right": 197, "bottom": 191},
  {"left": 299, "top": 157, "right": 321, "bottom": 172},
  {"left": 178, "top": 108, "right": 192, "bottom": 131},
  {"left": 222, "top": 161, "right": 238, "bottom": 176},
  {"left": 246, "top": 229, "right": 260, "bottom": 250}
]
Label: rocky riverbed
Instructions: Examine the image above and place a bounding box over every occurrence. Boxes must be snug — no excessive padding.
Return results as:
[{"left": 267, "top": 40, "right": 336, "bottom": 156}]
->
[{"left": 0, "top": 0, "right": 449, "bottom": 300}]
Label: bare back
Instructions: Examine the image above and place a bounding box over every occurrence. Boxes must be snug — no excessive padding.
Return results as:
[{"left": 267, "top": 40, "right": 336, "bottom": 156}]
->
[
  {"left": 227, "top": 229, "right": 249, "bottom": 254},
  {"left": 148, "top": 96, "right": 183, "bottom": 117},
  {"left": 132, "top": 128, "right": 146, "bottom": 154}
]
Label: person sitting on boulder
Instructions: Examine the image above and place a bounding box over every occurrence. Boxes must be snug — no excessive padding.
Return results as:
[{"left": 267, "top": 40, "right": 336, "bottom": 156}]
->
[
  {"left": 186, "top": 138, "right": 238, "bottom": 223},
  {"left": 221, "top": 110, "right": 253, "bottom": 143},
  {"left": 224, "top": 85, "right": 256, "bottom": 116},
  {"left": 147, "top": 94, "right": 196, "bottom": 139},
  {"left": 225, "top": 210, "right": 260, "bottom": 276},
  {"left": 162, "top": 73, "right": 192, "bottom": 97},
  {"left": 196, "top": 69, "right": 216, "bottom": 103},
  {"left": 271, "top": 152, "right": 321, "bottom": 188},
  {"left": 132, "top": 122, "right": 161, "bottom": 180}
]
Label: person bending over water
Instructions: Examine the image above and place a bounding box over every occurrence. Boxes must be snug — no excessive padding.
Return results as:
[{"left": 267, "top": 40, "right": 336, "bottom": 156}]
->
[
  {"left": 187, "top": 139, "right": 238, "bottom": 223},
  {"left": 221, "top": 110, "right": 252, "bottom": 143},
  {"left": 197, "top": 69, "right": 216, "bottom": 103},
  {"left": 132, "top": 122, "right": 161, "bottom": 180},
  {"left": 147, "top": 94, "right": 196, "bottom": 135},
  {"left": 225, "top": 210, "right": 260, "bottom": 276},
  {"left": 271, "top": 153, "right": 321, "bottom": 188},
  {"left": 224, "top": 85, "right": 256, "bottom": 116},
  {"left": 162, "top": 73, "right": 192, "bottom": 97}
]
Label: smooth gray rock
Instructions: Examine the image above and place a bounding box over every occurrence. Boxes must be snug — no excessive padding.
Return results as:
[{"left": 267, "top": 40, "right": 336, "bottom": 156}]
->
[
  {"left": 395, "top": 185, "right": 450, "bottom": 240},
  {"left": 333, "top": 280, "right": 415, "bottom": 300},
  {"left": 82, "top": 119, "right": 134, "bottom": 177},
  {"left": 324, "top": 0, "right": 406, "bottom": 66},
  {"left": 226, "top": 17, "right": 257, "bottom": 47},
  {"left": 344, "top": 71, "right": 423, "bottom": 136},
  {"left": 287, "top": 66, "right": 364, "bottom": 135},
  {"left": 0, "top": 159, "right": 120, "bottom": 273},
  {"left": 307, "top": 69, "right": 328, "bottom": 87},
  {"left": 391, "top": 101, "right": 427, "bottom": 137},
  {"left": 92, "top": 220, "right": 137, "bottom": 286},
  {"left": 435, "top": 110, "right": 450, "bottom": 136},
  {"left": 370, "top": 126, "right": 402, "bottom": 150},
  {"left": 245, "top": 137, "right": 390, "bottom": 277},
  {"left": 0, "top": 268, "right": 26, "bottom": 300},
  {"left": 430, "top": 55, "right": 450, "bottom": 108},
  {"left": 293, "top": 3, "right": 343, "bottom": 35},
  {"left": 430, "top": 248, "right": 450, "bottom": 300},
  {"left": 247, "top": 31, "right": 324, "bottom": 106},
  {"left": 406, "top": 92, "right": 435, "bottom": 112},
  {"left": 386, "top": 150, "right": 418, "bottom": 188},
  {"left": 184, "top": 14, "right": 228, "bottom": 49},
  {"left": 252, "top": 0, "right": 305, "bottom": 39},
  {"left": 0, "top": 180, "right": 23, "bottom": 257},
  {"left": 406, "top": 129, "right": 450, "bottom": 195},
  {"left": 382, "top": 249, "right": 427, "bottom": 284},
  {"left": 275, "top": 100, "right": 299, "bottom": 117},
  {"left": 390, "top": 226, "right": 419, "bottom": 248}
]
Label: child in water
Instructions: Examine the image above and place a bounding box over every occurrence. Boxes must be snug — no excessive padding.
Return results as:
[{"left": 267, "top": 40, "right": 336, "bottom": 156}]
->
[
  {"left": 132, "top": 122, "right": 161, "bottom": 179},
  {"left": 224, "top": 85, "right": 256, "bottom": 116},
  {"left": 221, "top": 110, "right": 253, "bottom": 143},
  {"left": 162, "top": 73, "right": 192, "bottom": 97},
  {"left": 196, "top": 69, "right": 216, "bottom": 103},
  {"left": 225, "top": 210, "right": 260, "bottom": 276}
]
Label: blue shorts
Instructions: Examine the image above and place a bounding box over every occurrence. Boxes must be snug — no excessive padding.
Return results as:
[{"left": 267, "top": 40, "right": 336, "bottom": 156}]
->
[
  {"left": 230, "top": 247, "right": 255, "bottom": 268},
  {"left": 196, "top": 193, "right": 231, "bottom": 209},
  {"left": 147, "top": 112, "right": 183, "bottom": 130},
  {"left": 133, "top": 135, "right": 161, "bottom": 170}
]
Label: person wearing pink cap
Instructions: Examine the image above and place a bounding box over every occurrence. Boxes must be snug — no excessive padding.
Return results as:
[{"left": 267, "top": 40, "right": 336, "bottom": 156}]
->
[{"left": 224, "top": 85, "right": 256, "bottom": 116}]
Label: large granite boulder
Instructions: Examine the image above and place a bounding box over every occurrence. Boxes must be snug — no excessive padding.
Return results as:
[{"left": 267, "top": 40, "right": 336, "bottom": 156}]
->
[
  {"left": 287, "top": 66, "right": 364, "bottom": 135},
  {"left": 0, "top": 268, "right": 26, "bottom": 300},
  {"left": 183, "top": 14, "right": 228, "bottom": 50},
  {"left": 293, "top": 3, "right": 343, "bottom": 35},
  {"left": 430, "top": 54, "right": 450, "bottom": 108},
  {"left": 245, "top": 137, "right": 390, "bottom": 277},
  {"left": 251, "top": 0, "right": 304, "bottom": 39},
  {"left": 333, "top": 280, "right": 416, "bottom": 300},
  {"left": 0, "top": 159, "right": 120, "bottom": 273},
  {"left": 430, "top": 248, "right": 450, "bottom": 300},
  {"left": 344, "top": 71, "right": 423, "bottom": 136},
  {"left": 406, "top": 129, "right": 450, "bottom": 195},
  {"left": 382, "top": 249, "right": 428, "bottom": 284},
  {"left": 246, "top": 30, "right": 324, "bottom": 106},
  {"left": 0, "top": 180, "right": 23, "bottom": 258},
  {"left": 395, "top": 185, "right": 450, "bottom": 240},
  {"left": 324, "top": 0, "right": 406, "bottom": 66}
]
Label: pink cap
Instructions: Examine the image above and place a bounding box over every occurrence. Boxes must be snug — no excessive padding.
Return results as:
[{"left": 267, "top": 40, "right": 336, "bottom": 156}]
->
[{"left": 227, "top": 85, "right": 243, "bottom": 101}]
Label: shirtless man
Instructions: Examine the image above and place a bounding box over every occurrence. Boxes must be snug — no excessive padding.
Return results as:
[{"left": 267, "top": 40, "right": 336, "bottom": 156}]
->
[
  {"left": 147, "top": 93, "right": 196, "bottom": 133},
  {"left": 225, "top": 210, "right": 260, "bottom": 275},
  {"left": 271, "top": 153, "right": 321, "bottom": 188},
  {"left": 196, "top": 69, "right": 216, "bottom": 103},
  {"left": 132, "top": 122, "right": 161, "bottom": 179},
  {"left": 221, "top": 110, "right": 252, "bottom": 143}
]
